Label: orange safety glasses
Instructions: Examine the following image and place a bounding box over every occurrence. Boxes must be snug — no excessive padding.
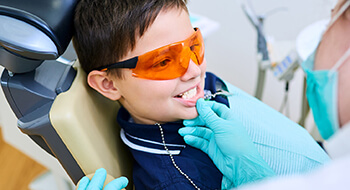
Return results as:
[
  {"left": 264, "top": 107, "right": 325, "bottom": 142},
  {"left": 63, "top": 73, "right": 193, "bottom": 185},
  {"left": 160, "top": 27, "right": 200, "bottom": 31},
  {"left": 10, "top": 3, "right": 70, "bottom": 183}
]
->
[{"left": 96, "top": 28, "right": 205, "bottom": 80}]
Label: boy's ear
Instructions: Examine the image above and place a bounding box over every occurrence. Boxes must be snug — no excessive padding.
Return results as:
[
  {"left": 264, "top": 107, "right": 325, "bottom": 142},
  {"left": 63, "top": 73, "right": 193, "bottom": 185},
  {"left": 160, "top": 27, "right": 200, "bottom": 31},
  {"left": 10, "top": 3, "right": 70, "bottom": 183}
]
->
[{"left": 87, "top": 70, "right": 121, "bottom": 101}]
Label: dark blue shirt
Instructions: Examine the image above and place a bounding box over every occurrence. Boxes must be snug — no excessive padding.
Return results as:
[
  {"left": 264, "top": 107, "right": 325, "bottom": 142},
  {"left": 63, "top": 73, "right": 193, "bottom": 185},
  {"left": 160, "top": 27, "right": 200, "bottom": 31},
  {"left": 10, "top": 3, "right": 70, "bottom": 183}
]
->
[{"left": 117, "top": 72, "right": 228, "bottom": 190}]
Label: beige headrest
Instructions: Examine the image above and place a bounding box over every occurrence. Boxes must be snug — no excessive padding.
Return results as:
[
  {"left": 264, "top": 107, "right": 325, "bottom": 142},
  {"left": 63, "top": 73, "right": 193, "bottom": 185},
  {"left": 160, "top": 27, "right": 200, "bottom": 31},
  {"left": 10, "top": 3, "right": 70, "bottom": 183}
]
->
[{"left": 49, "top": 60, "right": 133, "bottom": 189}]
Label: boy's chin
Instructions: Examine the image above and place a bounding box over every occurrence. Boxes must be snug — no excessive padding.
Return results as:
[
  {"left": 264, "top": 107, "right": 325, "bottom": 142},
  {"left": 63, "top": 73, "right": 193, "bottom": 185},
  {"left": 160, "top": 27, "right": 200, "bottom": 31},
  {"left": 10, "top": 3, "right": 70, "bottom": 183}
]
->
[{"left": 180, "top": 109, "right": 199, "bottom": 120}]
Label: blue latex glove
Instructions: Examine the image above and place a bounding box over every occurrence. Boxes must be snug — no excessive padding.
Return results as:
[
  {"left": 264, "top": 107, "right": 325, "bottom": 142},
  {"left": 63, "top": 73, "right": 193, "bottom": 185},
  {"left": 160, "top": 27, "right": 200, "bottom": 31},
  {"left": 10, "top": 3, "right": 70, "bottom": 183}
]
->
[
  {"left": 178, "top": 99, "right": 276, "bottom": 189},
  {"left": 77, "top": 168, "right": 128, "bottom": 190}
]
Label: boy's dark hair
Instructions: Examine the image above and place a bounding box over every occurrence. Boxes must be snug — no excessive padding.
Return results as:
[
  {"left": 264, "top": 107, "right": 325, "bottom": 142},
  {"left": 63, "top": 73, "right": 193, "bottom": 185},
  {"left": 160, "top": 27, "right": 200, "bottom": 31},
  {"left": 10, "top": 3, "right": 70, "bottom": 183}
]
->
[{"left": 73, "top": 0, "right": 188, "bottom": 77}]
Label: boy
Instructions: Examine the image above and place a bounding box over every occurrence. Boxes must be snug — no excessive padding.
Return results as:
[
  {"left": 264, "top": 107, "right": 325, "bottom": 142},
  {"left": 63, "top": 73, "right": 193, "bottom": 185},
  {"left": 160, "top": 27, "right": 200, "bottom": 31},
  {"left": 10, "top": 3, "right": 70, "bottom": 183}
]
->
[{"left": 73, "top": 0, "right": 330, "bottom": 189}]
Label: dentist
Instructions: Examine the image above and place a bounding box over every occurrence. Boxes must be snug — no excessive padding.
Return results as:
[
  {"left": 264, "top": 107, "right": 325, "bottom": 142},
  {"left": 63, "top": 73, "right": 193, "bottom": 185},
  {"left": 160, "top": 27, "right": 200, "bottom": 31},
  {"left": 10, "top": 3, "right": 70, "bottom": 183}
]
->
[{"left": 180, "top": 0, "right": 350, "bottom": 189}]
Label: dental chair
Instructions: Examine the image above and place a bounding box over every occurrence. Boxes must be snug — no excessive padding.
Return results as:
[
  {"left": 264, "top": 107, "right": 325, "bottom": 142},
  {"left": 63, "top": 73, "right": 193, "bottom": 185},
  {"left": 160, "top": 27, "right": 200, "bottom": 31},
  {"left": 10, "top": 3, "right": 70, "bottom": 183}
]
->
[{"left": 0, "top": 0, "right": 133, "bottom": 189}]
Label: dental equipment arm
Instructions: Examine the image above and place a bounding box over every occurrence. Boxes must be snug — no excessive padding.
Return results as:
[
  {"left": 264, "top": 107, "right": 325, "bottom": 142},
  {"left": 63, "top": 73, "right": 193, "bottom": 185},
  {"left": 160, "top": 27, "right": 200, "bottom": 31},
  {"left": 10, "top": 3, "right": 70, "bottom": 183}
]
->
[
  {"left": 241, "top": 1, "right": 270, "bottom": 99},
  {"left": 179, "top": 99, "right": 276, "bottom": 189}
]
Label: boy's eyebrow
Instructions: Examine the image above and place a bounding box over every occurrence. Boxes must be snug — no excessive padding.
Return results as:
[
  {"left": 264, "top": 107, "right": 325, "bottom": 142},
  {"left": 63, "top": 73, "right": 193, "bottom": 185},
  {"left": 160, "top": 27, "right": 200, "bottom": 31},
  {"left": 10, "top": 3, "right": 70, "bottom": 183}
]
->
[
  {"left": 189, "top": 36, "right": 198, "bottom": 45},
  {"left": 147, "top": 31, "right": 198, "bottom": 55}
]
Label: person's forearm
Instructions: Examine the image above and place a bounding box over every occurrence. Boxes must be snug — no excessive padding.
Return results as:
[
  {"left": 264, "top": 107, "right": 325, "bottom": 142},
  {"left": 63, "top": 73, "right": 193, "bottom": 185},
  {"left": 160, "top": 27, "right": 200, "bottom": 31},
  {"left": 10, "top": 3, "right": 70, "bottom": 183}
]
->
[
  {"left": 222, "top": 155, "right": 276, "bottom": 189},
  {"left": 233, "top": 155, "right": 276, "bottom": 187}
]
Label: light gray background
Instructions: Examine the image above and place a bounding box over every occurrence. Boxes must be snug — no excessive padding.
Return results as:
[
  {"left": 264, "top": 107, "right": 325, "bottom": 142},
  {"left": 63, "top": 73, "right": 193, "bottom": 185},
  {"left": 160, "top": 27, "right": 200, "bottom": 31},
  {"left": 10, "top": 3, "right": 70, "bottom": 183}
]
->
[{"left": 186, "top": 0, "right": 334, "bottom": 124}]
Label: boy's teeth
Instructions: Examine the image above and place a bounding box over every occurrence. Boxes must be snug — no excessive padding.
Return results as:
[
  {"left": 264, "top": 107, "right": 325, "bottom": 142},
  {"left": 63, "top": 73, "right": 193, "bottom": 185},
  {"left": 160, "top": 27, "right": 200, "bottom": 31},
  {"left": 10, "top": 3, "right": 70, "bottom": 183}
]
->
[{"left": 180, "top": 87, "right": 197, "bottom": 99}]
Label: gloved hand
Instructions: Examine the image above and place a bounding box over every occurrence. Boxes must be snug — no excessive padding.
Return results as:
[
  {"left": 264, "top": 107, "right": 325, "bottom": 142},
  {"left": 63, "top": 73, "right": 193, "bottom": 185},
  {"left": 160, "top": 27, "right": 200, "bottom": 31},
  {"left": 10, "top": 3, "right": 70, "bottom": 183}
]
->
[
  {"left": 77, "top": 168, "right": 128, "bottom": 190},
  {"left": 178, "top": 99, "right": 275, "bottom": 189}
]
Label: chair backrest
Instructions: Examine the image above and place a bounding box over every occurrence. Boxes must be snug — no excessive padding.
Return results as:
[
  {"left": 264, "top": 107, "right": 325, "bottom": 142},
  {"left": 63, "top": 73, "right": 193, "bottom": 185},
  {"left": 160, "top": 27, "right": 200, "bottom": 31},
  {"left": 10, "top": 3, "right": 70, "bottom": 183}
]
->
[{"left": 49, "top": 60, "right": 133, "bottom": 188}]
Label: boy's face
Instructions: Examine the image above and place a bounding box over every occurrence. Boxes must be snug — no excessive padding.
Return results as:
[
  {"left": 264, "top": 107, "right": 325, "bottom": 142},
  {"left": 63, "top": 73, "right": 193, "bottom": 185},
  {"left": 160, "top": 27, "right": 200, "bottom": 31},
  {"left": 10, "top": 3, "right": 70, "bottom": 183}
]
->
[{"left": 114, "top": 8, "right": 207, "bottom": 124}]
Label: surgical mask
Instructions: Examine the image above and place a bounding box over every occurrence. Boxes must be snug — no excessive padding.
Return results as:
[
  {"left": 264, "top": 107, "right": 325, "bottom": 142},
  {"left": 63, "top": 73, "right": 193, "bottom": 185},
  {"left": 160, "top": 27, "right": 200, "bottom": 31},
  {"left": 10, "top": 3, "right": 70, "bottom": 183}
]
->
[{"left": 301, "top": 0, "right": 350, "bottom": 140}]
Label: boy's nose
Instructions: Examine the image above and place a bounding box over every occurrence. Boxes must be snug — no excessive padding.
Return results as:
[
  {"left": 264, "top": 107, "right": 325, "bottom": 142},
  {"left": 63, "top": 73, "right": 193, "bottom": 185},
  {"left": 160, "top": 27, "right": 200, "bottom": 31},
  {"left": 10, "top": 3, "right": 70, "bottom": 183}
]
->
[{"left": 180, "top": 55, "right": 202, "bottom": 81}]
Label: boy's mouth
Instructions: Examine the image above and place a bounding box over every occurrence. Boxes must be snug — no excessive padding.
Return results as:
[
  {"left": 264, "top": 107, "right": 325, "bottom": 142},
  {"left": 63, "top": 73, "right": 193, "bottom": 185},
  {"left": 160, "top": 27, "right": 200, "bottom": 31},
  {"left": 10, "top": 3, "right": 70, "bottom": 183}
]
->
[
  {"left": 175, "top": 87, "right": 197, "bottom": 99},
  {"left": 174, "top": 84, "right": 204, "bottom": 107}
]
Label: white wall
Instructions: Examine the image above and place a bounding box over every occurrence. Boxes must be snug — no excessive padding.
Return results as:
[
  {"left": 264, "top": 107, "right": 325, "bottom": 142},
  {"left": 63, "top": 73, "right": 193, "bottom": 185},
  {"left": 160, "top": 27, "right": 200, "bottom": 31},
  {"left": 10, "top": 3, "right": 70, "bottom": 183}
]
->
[{"left": 187, "top": 0, "right": 335, "bottom": 125}]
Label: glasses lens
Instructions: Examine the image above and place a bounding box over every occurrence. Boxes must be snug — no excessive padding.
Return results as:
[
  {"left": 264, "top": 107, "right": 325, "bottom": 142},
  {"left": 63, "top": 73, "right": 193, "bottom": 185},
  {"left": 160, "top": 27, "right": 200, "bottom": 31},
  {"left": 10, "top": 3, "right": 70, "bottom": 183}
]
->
[{"left": 132, "top": 28, "right": 204, "bottom": 80}]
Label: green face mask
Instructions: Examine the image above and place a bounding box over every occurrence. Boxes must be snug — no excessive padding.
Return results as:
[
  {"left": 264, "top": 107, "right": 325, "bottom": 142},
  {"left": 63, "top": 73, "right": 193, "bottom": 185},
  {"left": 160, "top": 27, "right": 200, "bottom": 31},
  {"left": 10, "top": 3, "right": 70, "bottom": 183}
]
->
[
  {"left": 301, "top": 0, "right": 350, "bottom": 140},
  {"left": 301, "top": 52, "right": 339, "bottom": 140}
]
